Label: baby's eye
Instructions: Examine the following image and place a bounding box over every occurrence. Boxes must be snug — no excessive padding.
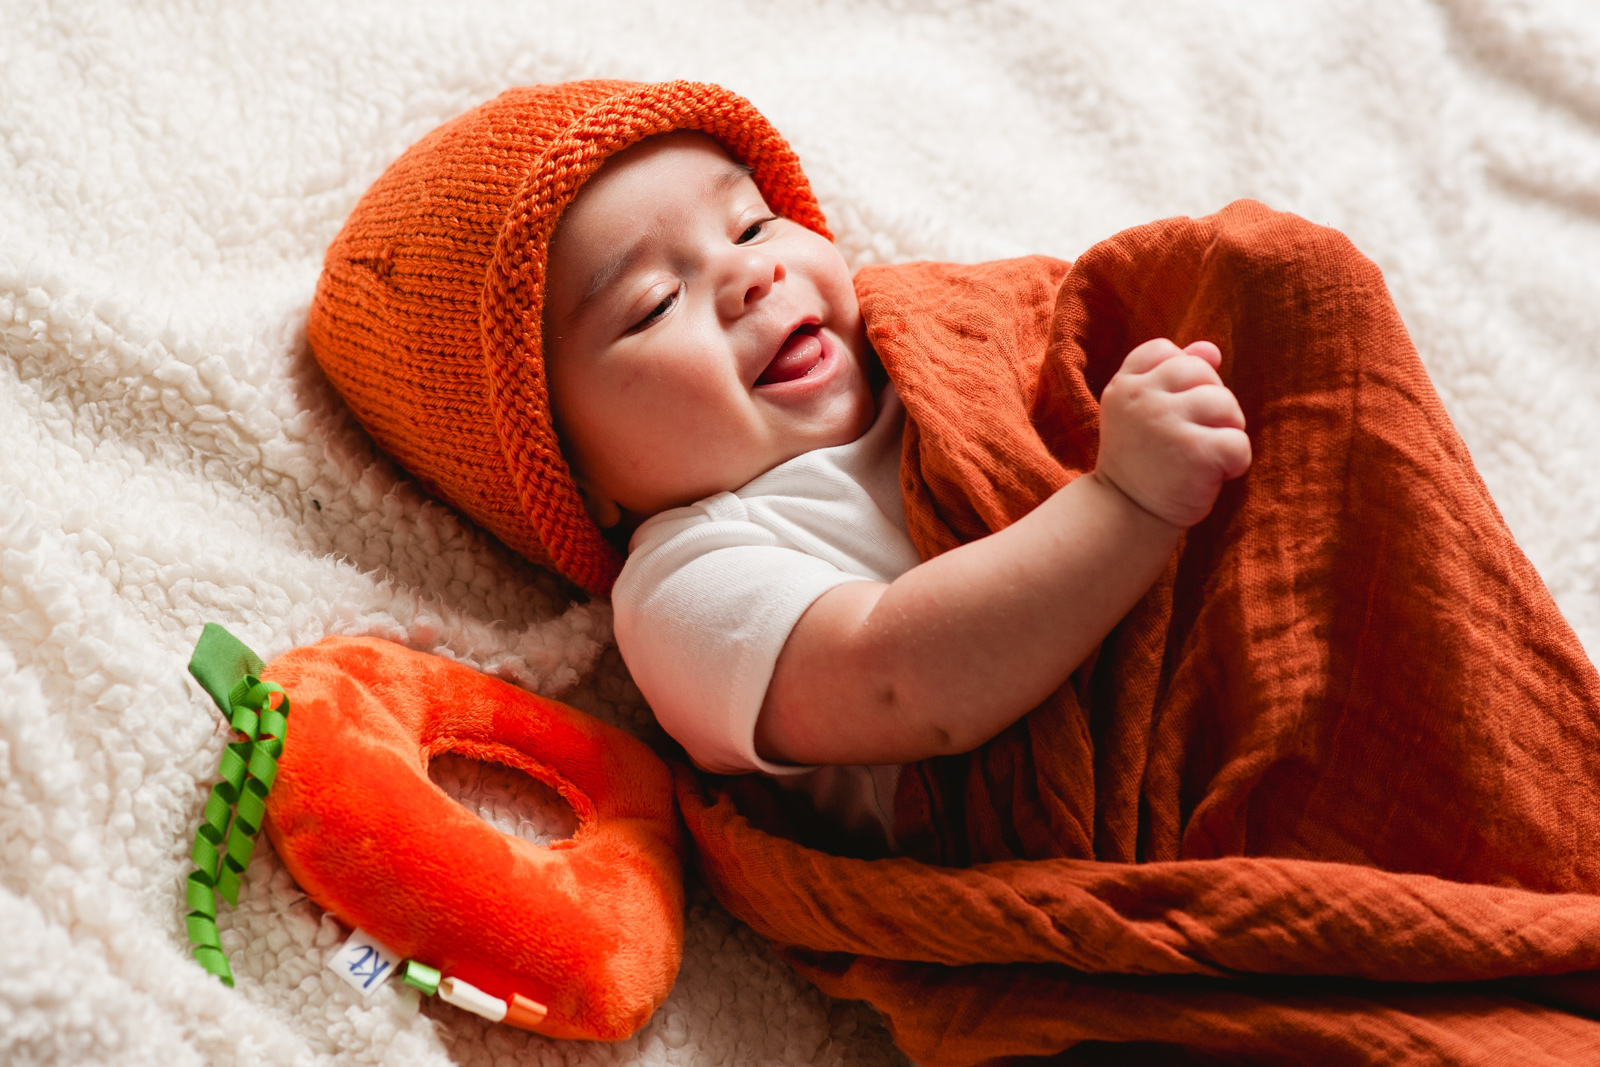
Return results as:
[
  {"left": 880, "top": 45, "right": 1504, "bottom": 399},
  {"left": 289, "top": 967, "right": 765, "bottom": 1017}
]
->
[
  {"left": 627, "top": 287, "right": 679, "bottom": 333},
  {"left": 736, "top": 216, "right": 777, "bottom": 244}
]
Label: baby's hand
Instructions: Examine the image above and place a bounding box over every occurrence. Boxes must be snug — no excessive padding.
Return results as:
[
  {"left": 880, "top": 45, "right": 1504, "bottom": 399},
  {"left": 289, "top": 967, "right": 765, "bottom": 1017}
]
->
[{"left": 1095, "top": 339, "right": 1252, "bottom": 528}]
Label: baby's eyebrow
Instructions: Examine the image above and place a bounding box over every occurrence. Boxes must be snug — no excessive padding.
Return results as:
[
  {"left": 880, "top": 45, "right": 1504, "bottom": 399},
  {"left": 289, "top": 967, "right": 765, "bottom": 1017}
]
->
[
  {"left": 568, "top": 231, "right": 656, "bottom": 327},
  {"left": 716, "top": 160, "right": 755, "bottom": 192}
]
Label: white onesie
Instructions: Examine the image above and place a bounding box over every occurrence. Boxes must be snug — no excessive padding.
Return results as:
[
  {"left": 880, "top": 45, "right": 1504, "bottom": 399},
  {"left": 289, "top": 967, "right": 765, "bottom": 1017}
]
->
[{"left": 612, "top": 386, "right": 919, "bottom": 850}]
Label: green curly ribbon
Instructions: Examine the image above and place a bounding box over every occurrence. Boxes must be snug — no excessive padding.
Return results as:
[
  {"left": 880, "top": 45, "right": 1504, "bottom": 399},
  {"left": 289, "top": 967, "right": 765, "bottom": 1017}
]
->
[{"left": 183, "top": 624, "right": 291, "bottom": 987}]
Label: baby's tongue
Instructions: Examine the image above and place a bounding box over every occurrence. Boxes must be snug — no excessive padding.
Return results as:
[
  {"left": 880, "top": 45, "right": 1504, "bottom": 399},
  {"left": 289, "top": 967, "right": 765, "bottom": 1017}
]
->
[{"left": 757, "top": 328, "right": 823, "bottom": 385}]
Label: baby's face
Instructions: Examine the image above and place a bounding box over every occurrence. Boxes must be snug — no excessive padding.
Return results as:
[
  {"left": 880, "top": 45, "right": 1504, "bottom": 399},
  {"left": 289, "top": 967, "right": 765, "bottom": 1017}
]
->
[{"left": 543, "top": 132, "right": 875, "bottom": 527}]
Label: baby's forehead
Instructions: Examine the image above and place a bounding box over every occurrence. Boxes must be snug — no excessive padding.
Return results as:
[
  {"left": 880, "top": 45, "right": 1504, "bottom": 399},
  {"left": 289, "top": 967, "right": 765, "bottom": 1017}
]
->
[
  {"left": 616, "top": 128, "right": 744, "bottom": 167},
  {"left": 575, "top": 130, "right": 754, "bottom": 215}
]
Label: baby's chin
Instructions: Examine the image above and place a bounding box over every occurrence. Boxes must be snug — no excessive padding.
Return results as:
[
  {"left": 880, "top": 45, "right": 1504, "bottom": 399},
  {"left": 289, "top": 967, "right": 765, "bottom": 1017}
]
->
[{"left": 783, "top": 379, "right": 880, "bottom": 459}]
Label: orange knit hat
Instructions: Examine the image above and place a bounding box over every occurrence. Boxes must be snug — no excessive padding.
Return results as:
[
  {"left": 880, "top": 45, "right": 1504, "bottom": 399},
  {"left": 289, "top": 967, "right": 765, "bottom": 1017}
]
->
[{"left": 307, "top": 81, "right": 830, "bottom": 595}]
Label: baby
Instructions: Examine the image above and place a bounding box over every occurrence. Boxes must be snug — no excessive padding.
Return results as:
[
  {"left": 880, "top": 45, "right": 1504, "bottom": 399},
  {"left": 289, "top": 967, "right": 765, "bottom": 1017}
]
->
[{"left": 308, "top": 79, "right": 1248, "bottom": 847}]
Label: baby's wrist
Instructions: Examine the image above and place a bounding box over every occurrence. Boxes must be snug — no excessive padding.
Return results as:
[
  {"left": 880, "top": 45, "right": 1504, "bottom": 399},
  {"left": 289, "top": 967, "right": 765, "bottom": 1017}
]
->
[{"left": 1089, "top": 468, "right": 1187, "bottom": 534}]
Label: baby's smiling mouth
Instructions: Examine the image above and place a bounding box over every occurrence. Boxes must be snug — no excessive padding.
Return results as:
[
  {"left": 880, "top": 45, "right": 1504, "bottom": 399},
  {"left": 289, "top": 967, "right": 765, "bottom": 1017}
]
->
[{"left": 756, "top": 324, "right": 824, "bottom": 385}]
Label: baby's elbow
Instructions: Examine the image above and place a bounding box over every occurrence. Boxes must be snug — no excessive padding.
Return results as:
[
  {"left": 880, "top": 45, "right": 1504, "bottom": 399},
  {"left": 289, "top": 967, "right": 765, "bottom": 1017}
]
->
[
  {"left": 929, "top": 718, "right": 992, "bottom": 757},
  {"left": 870, "top": 679, "right": 984, "bottom": 759}
]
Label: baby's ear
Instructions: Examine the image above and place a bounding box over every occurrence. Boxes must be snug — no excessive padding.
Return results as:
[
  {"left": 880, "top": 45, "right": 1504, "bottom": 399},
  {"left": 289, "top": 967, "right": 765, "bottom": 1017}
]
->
[{"left": 574, "top": 478, "right": 624, "bottom": 530}]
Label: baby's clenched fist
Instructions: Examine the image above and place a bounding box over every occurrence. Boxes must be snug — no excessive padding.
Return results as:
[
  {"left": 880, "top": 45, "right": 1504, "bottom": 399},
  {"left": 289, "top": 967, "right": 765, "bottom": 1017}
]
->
[{"left": 1094, "top": 338, "right": 1252, "bottom": 528}]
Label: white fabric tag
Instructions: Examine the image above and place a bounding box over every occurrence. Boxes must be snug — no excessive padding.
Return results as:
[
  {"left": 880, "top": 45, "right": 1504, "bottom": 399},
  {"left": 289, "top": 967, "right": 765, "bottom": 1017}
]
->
[{"left": 327, "top": 927, "right": 401, "bottom": 997}]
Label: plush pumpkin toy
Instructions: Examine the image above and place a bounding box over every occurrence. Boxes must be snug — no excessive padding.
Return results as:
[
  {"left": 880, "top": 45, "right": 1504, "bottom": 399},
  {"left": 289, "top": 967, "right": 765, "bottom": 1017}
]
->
[
  {"left": 264, "top": 635, "right": 685, "bottom": 1040},
  {"left": 186, "top": 628, "right": 685, "bottom": 1041}
]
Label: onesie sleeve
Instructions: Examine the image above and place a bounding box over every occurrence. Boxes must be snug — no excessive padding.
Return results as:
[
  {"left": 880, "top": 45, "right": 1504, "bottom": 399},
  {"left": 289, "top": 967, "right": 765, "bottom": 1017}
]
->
[{"left": 611, "top": 495, "right": 869, "bottom": 776}]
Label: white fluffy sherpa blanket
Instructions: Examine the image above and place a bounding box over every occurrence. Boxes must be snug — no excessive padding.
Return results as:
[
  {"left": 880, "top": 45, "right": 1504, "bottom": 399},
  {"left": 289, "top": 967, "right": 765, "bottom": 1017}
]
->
[{"left": 4, "top": 2, "right": 1599, "bottom": 1065}]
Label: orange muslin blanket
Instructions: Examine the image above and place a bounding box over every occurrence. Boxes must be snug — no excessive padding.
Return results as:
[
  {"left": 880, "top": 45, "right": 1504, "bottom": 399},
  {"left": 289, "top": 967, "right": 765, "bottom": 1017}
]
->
[{"left": 675, "top": 201, "right": 1600, "bottom": 1065}]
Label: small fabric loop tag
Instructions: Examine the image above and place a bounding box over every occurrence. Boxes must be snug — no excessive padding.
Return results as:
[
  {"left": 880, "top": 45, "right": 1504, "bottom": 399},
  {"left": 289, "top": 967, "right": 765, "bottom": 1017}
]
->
[
  {"left": 504, "top": 992, "right": 550, "bottom": 1029},
  {"left": 400, "top": 959, "right": 441, "bottom": 996},
  {"left": 437, "top": 976, "right": 508, "bottom": 1022},
  {"left": 328, "top": 927, "right": 402, "bottom": 998}
]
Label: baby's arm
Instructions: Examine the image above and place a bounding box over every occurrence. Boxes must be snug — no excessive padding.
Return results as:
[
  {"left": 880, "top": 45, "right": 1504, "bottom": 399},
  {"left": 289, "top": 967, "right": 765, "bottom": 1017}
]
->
[{"left": 754, "top": 339, "right": 1252, "bottom": 766}]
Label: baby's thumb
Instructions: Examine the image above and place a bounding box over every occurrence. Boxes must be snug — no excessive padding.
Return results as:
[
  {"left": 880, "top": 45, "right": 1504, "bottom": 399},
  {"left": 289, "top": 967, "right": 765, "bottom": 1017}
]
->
[
  {"left": 1183, "top": 340, "right": 1222, "bottom": 368},
  {"left": 1218, "top": 427, "right": 1253, "bottom": 480}
]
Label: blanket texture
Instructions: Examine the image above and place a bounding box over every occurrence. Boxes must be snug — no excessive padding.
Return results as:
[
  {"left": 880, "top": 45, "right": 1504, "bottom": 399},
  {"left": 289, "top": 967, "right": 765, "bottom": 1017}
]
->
[
  {"left": 3, "top": 2, "right": 1600, "bottom": 1066},
  {"left": 678, "top": 202, "right": 1600, "bottom": 1065}
]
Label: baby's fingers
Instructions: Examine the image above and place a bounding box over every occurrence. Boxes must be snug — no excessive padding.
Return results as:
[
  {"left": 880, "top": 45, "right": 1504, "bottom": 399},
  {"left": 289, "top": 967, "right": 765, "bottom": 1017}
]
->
[
  {"left": 1183, "top": 340, "right": 1221, "bottom": 368},
  {"left": 1120, "top": 338, "right": 1223, "bottom": 376},
  {"left": 1201, "top": 425, "right": 1253, "bottom": 480},
  {"left": 1176, "top": 383, "right": 1247, "bottom": 430},
  {"left": 1119, "top": 337, "right": 1187, "bottom": 375},
  {"left": 1148, "top": 353, "right": 1226, "bottom": 393}
]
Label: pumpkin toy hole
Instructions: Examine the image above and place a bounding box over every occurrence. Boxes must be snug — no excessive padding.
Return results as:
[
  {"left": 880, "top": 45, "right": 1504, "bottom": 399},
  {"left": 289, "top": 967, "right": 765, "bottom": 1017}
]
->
[{"left": 428, "top": 752, "right": 580, "bottom": 846}]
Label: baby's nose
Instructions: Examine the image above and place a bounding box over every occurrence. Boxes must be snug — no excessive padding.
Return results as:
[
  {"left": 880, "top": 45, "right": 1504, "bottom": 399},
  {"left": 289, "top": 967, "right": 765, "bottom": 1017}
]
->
[{"left": 720, "top": 251, "right": 785, "bottom": 316}]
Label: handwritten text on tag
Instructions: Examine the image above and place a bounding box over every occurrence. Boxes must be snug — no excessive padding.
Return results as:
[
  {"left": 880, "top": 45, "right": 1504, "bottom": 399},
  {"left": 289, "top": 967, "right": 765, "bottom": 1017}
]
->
[{"left": 327, "top": 927, "right": 401, "bottom": 998}]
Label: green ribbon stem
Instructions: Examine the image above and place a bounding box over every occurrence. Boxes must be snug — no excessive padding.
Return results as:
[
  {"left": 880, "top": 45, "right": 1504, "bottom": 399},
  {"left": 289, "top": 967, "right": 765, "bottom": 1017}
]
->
[{"left": 182, "top": 624, "right": 291, "bottom": 987}]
